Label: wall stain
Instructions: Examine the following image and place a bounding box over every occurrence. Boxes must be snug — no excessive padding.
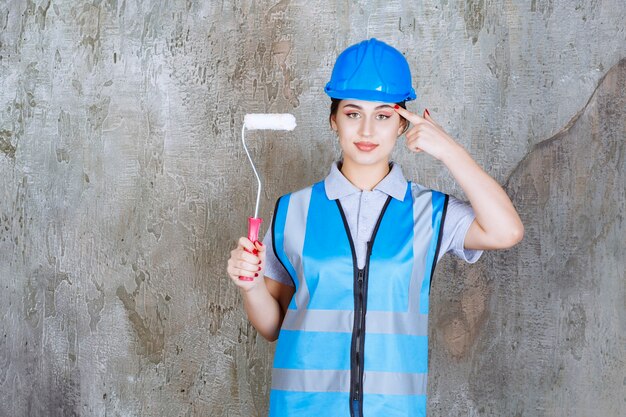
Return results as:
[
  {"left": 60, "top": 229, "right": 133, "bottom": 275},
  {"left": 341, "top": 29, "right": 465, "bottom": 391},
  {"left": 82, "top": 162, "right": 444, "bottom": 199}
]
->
[
  {"left": 467, "top": 57, "right": 625, "bottom": 415},
  {"left": 266, "top": 0, "right": 291, "bottom": 16},
  {"left": 0, "top": 130, "right": 16, "bottom": 159},
  {"left": 86, "top": 96, "right": 111, "bottom": 133},
  {"left": 22, "top": 265, "right": 72, "bottom": 328},
  {"left": 464, "top": 0, "right": 485, "bottom": 44},
  {"left": 561, "top": 302, "right": 587, "bottom": 360},
  {"left": 530, "top": 0, "right": 554, "bottom": 19},
  {"left": 44, "top": 268, "right": 71, "bottom": 318},
  {"left": 116, "top": 284, "right": 166, "bottom": 364},
  {"left": 115, "top": 265, "right": 166, "bottom": 364},
  {"left": 23, "top": 275, "right": 39, "bottom": 325},
  {"left": 76, "top": 3, "right": 102, "bottom": 70},
  {"left": 272, "top": 39, "right": 302, "bottom": 107},
  {"left": 208, "top": 302, "right": 234, "bottom": 335},
  {"left": 55, "top": 148, "right": 70, "bottom": 163},
  {"left": 439, "top": 265, "right": 490, "bottom": 358},
  {"left": 86, "top": 279, "right": 105, "bottom": 333},
  {"left": 503, "top": 58, "right": 626, "bottom": 190},
  {"left": 35, "top": 0, "right": 51, "bottom": 31},
  {"left": 262, "top": 0, "right": 302, "bottom": 107}
]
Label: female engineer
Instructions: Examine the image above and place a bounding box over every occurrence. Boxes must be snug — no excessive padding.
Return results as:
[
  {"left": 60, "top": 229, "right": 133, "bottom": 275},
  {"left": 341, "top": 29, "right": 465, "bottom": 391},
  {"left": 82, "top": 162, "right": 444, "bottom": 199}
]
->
[{"left": 226, "top": 38, "right": 524, "bottom": 417}]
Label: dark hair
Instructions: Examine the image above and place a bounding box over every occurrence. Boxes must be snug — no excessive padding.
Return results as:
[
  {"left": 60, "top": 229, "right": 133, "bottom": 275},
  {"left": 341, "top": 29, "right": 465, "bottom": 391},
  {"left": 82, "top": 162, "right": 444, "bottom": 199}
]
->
[{"left": 329, "top": 98, "right": 410, "bottom": 135}]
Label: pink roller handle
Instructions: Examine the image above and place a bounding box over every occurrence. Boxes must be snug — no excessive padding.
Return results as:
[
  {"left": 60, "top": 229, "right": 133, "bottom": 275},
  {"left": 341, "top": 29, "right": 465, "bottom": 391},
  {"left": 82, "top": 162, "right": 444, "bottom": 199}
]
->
[{"left": 239, "top": 217, "right": 263, "bottom": 281}]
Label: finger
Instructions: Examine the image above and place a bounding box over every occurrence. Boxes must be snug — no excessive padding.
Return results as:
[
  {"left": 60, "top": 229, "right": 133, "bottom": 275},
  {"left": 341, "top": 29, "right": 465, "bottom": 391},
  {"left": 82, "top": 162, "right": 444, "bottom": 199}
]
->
[
  {"left": 237, "top": 259, "right": 263, "bottom": 273},
  {"left": 238, "top": 250, "right": 260, "bottom": 265},
  {"left": 254, "top": 240, "right": 266, "bottom": 253},
  {"left": 228, "top": 258, "right": 261, "bottom": 273},
  {"left": 255, "top": 243, "right": 267, "bottom": 263},
  {"left": 407, "top": 142, "right": 423, "bottom": 153},
  {"left": 405, "top": 130, "right": 420, "bottom": 143},
  {"left": 393, "top": 105, "right": 426, "bottom": 125},
  {"left": 238, "top": 236, "right": 256, "bottom": 253},
  {"left": 227, "top": 264, "right": 255, "bottom": 280},
  {"left": 235, "top": 267, "right": 257, "bottom": 279},
  {"left": 405, "top": 137, "right": 423, "bottom": 153},
  {"left": 423, "top": 108, "right": 441, "bottom": 128},
  {"left": 405, "top": 123, "right": 425, "bottom": 137}
]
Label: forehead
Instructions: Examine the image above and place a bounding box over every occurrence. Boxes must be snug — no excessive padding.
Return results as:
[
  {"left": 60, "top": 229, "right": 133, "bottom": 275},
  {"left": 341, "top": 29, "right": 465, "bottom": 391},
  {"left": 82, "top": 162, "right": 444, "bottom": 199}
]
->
[{"left": 340, "top": 99, "right": 394, "bottom": 110}]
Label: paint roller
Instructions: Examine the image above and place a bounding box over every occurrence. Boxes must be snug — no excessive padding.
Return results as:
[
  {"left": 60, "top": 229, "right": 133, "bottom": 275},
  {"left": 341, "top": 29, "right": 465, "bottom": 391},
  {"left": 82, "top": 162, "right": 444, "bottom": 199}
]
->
[{"left": 239, "top": 113, "right": 297, "bottom": 281}]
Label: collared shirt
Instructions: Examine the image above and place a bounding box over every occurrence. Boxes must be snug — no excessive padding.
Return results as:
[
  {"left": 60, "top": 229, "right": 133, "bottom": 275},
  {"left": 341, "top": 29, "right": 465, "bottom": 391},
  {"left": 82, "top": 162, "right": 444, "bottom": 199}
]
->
[{"left": 262, "top": 160, "right": 482, "bottom": 286}]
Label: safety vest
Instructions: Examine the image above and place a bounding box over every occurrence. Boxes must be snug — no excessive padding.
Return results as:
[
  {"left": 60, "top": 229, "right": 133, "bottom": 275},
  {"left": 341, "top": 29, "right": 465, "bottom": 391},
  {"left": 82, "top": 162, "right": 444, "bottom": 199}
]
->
[{"left": 269, "top": 180, "right": 448, "bottom": 417}]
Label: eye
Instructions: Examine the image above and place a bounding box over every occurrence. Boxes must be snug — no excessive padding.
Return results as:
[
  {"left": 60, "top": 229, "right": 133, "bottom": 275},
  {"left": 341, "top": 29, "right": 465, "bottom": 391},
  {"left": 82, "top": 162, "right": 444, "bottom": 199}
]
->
[
  {"left": 376, "top": 114, "right": 391, "bottom": 120},
  {"left": 346, "top": 112, "right": 360, "bottom": 119}
]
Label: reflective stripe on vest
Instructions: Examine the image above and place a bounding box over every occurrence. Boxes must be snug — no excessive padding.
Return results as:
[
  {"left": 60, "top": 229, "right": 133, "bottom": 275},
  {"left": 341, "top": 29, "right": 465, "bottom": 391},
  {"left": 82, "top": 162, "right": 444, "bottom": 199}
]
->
[{"left": 269, "top": 180, "right": 448, "bottom": 417}]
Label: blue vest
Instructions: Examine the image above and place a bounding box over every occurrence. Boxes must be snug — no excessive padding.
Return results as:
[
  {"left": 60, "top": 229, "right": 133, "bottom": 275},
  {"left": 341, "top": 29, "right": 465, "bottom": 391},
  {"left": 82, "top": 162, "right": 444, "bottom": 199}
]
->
[{"left": 269, "top": 180, "right": 448, "bottom": 417}]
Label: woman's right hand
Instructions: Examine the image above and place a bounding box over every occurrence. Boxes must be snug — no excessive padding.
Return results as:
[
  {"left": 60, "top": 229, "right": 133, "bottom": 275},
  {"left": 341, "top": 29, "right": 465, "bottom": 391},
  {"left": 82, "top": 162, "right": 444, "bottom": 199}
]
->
[{"left": 227, "top": 237, "right": 266, "bottom": 291}]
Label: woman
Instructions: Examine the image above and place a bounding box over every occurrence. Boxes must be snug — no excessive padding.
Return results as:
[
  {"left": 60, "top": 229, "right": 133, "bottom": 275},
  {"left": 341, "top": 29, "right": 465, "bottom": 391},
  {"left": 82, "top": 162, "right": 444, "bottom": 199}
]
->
[{"left": 227, "top": 38, "right": 523, "bottom": 417}]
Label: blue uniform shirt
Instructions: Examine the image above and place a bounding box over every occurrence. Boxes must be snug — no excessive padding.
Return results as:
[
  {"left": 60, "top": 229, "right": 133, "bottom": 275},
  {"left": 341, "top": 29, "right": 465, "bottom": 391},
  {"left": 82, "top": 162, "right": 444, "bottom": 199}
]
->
[{"left": 262, "top": 160, "right": 482, "bottom": 285}]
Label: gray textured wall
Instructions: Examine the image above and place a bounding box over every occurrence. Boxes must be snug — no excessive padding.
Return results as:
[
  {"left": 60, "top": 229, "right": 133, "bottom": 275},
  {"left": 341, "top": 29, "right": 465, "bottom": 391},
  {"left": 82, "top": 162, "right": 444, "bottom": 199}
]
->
[{"left": 0, "top": 1, "right": 624, "bottom": 416}]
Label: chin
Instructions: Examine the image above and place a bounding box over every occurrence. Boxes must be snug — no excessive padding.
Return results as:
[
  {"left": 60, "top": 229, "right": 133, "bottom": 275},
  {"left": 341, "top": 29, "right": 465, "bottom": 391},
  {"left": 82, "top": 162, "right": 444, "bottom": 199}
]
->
[{"left": 344, "top": 154, "right": 388, "bottom": 167}]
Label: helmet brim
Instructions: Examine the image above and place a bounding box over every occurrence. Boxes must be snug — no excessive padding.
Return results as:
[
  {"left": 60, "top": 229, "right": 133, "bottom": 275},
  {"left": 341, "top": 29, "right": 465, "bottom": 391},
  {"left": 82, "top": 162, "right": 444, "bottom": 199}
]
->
[{"left": 325, "top": 87, "right": 417, "bottom": 103}]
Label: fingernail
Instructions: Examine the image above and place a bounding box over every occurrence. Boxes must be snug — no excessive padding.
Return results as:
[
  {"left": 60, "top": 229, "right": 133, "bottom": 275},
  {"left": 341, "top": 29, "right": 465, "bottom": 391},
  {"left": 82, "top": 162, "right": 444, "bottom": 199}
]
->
[
  {"left": 254, "top": 273, "right": 258, "bottom": 277},
  {"left": 253, "top": 249, "right": 258, "bottom": 255},
  {"left": 259, "top": 242, "right": 264, "bottom": 246},
  {"left": 394, "top": 104, "right": 399, "bottom": 109},
  {"left": 424, "top": 108, "right": 430, "bottom": 117},
  {"left": 258, "top": 266, "right": 261, "bottom": 271},
  {"left": 258, "top": 260, "right": 262, "bottom": 264}
]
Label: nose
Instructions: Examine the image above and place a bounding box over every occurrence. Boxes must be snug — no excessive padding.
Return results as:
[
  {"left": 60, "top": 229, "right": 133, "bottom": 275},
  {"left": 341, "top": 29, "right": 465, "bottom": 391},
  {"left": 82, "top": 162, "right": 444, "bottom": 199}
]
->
[{"left": 358, "top": 116, "right": 373, "bottom": 138}]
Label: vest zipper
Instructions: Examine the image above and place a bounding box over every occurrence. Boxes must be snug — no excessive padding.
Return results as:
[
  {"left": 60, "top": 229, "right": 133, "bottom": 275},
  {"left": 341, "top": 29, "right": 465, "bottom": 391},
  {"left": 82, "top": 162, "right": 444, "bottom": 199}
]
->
[
  {"left": 353, "top": 267, "right": 364, "bottom": 402},
  {"left": 336, "top": 197, "right": 392, "bottom": 417},
  {"left": 353, "top": 241, "right": 373, "bottom": 409}
]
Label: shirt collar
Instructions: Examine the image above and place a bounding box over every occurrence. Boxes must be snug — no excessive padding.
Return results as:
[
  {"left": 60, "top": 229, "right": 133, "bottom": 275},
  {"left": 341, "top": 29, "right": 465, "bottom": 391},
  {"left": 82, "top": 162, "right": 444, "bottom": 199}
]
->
[{"left": 324, "top": 160, "right": 408, "bottom": 201}]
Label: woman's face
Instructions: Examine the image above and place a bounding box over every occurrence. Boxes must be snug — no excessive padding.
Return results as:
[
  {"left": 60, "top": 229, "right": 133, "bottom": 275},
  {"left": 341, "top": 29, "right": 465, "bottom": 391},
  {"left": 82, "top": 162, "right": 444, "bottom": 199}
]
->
[{"left": 330, "top": 99, "right": 405, "bottom": 169}]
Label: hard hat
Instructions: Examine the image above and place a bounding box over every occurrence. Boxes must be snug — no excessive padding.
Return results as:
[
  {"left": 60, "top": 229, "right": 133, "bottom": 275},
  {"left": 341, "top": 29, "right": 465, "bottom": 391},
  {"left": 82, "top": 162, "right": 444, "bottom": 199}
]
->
[{"left": 324, "top": 38, "right": 417, "bottom": 103}]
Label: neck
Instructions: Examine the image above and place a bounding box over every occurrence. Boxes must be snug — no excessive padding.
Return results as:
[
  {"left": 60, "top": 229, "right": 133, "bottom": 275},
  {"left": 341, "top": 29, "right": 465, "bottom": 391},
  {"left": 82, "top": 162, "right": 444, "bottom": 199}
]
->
[{"left": 340, "top": 159, "right": 391, "bottom": 191}]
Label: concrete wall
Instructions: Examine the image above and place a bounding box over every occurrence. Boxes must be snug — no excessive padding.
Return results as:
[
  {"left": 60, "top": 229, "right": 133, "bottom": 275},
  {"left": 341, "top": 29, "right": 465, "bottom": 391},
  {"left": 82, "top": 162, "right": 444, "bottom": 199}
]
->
[{"left": 0, "top": 1, "right": 624, "bottom": 416}]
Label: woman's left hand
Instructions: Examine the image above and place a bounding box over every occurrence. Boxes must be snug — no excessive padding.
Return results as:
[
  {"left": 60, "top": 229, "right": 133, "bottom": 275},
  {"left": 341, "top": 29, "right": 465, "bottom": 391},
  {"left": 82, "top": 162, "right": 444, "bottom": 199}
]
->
[
  {"left": 393, "top": 106, "right": 462, "bottom": 162},
  {"left": 395, "top": 105, "right": 525, "bottom": 250}
]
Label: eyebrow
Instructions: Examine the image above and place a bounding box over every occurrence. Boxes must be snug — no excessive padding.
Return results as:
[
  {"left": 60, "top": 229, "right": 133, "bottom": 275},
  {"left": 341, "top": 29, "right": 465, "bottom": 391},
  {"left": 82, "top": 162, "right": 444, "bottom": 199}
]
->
[{"left": 342, "top": 104, "right": 393, "bottom": 110}]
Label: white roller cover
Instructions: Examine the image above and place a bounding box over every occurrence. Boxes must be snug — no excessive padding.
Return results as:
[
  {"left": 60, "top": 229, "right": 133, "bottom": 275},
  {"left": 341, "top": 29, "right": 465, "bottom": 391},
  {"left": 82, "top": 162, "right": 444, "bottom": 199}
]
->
[{"left": 244, "top": 113, "right": 296, "bottom": 131}]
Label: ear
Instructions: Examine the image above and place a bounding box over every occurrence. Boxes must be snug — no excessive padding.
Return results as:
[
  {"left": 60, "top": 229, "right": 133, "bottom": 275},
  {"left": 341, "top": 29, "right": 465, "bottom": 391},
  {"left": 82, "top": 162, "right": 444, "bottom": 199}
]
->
[
  {"left": 397, "top": 119, "right": 408, "bottom": 136},
  {"left": 330, "top": 114, "right": 338, "bottom": 132}
]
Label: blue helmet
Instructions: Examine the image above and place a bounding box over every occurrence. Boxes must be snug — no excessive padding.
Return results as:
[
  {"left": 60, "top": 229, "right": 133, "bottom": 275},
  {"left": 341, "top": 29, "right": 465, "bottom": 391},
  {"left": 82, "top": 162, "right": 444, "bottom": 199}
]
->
[{"left": 324, "top": 38, "right": 417, "bottom": 103}]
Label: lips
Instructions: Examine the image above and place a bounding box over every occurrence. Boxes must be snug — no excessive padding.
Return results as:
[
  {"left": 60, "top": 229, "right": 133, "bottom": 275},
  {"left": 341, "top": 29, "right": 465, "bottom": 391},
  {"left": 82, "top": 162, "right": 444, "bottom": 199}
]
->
[{"left": 355, "top": 141, "right": 378, "bottom": 152}]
